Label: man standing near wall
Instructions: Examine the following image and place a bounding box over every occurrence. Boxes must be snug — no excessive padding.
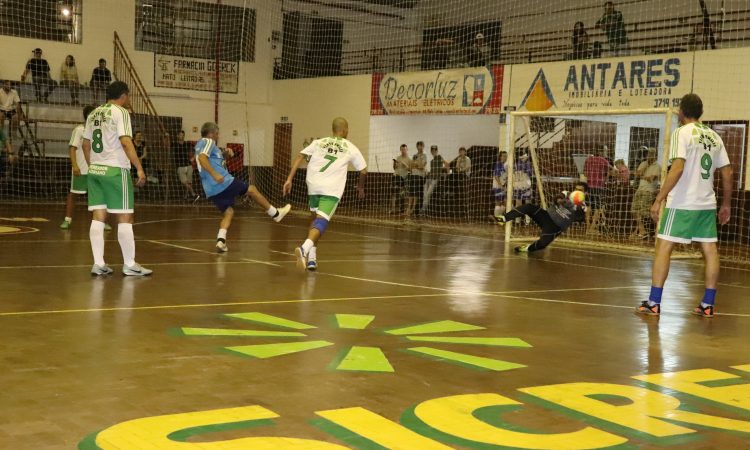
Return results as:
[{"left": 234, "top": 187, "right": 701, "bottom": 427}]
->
[{"left": 637, "top": 94, "right": 733, "bottom": 318}]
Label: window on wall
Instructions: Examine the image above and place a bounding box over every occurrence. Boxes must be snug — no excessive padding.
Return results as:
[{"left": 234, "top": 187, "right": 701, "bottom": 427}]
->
[
  {"left": 0, "top": 0, "right": 83, "bottom": 43},
  {"left": 135, "top": 0, "right": 255, "bottom": 62}
]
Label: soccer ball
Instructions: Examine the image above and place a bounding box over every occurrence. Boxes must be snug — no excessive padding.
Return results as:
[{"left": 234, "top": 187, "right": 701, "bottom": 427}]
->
[{"left": 569, "top": 190, "right": 586, "bottom": 206}]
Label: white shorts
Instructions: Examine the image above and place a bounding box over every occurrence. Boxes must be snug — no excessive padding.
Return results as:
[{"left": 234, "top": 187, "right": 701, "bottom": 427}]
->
[{"left": 177, "top": 166, "right": 194, "bottom": 184}]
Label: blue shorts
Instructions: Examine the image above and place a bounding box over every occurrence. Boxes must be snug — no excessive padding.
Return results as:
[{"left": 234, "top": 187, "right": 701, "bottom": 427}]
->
[{"left": 210, "top": 179, "right": 248, "bottom": 212}]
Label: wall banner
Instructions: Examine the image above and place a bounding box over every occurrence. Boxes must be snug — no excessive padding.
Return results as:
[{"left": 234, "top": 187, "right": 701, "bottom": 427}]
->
[
  {"left": 371, "top": 65, "right": 503, "bottom": 115},
  {"left": 154, "top": 54, "right": 239, "bottom": 94}
]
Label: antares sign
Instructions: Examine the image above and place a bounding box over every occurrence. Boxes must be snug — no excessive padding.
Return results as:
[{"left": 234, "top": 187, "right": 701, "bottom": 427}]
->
[
  {"left": 371, "top": 66, "right": 503, "bottom": 115},
  {"left": 517, "top": 54, "right": 692, "bottom": 112},
  {"left": 81, "top": 363, "right": 750, "bottom": 449},
  {"left": 154, "top": 54, "right": 239, "bottom": 94}
]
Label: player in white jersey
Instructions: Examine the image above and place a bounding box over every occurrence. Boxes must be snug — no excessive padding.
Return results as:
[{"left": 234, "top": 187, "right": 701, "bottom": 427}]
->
[
  {"left": 59, "top": 105, "right": 112, "bottom": 231},
  {"left": 82, "top": 81, "right": 152, "bottom": 277},
  {"left": 637, "top": 94, "right": 733, "bottom": 318},
  {"left": 283, "top": 117, "right": 367, "bottom": 271}
]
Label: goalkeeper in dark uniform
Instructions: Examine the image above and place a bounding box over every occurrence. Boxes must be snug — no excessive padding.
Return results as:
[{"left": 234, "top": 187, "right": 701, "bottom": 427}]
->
[{"left": 497, "top": 188, "right": 586, "bottom": 253}]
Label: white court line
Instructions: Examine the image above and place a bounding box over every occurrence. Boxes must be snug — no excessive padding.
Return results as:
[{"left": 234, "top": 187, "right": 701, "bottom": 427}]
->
[{"left": 145, "top": 240, "right": 281, "bottom": 268}]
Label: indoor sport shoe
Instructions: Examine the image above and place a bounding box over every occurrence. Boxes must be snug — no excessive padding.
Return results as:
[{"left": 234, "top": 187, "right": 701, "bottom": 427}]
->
[
  {"left": 306, "top": 260, "right": 318, "bottom": 272},
  {"left": 274, "top": 204, "right": 292, "bottom": 223},
  {"left": 514, "top": 245, "right": 529, "bottom": 253},
  {"left": 59, "top": 220, "right": 71, "bottom": 230},
  {"left": 216, "top": 240, "right": 228, "bottom": 253},
  {"left": 90, "top": 264, "right": 114, "bottom": 276},
  {"left": 692, "top": 304, "right": 715, "bottom": 318},
  {"left": 294, "top": 246, "right": 308, "bottom": 271},
  {"left": 122, "top": 263, "right": 153, "bottom": 277},
  {"left": 495, "top": 215, "right": 507, "bottom": 225},
  {"left": 104, "top": 223, "right": 112, "bottom": 231},
  {"left": 635, "top": 301, "right": 661, "bottom": 316}
]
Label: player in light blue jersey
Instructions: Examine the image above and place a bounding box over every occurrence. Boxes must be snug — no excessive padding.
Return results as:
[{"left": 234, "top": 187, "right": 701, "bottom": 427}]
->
[{"left": 196, "top": 122, "right": 290, "bottom": 253}]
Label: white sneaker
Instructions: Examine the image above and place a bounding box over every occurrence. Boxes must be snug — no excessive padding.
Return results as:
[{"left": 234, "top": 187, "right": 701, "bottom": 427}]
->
[
  {"left": 306, "top": 259, "right": 318, "bottom": 271},
  {"left": 274, "top": 204, "right": 292, "bottom": 223},
  {"left": 216, "top": 240, "right": 228, "bottom": 253},
  {"left": 91, "top": 264, "right": 114, "bottom": 276},
  {"left": 122, "top": 263, "right": 153, "bottom": 277},
  {"left": 294, "top": 246, "right": 307, "bottom": 271}
]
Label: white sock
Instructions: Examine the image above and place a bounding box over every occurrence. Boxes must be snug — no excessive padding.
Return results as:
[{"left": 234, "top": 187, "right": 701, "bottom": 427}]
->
[
  {"left": 118, "top": 223, "right": 136, "bottom": 267},
  {"left": 65, "top": 216, "right": 72, "bottom": 223},
  {"left": 266, "top": 206, "right": 278, "bottom": 218},
  {"left": 493, "top": 206, "right": 503, "bottom": 217},
  {"left": 89, "top": 220, "right": 105, "bottom": 266},
  {"left": 302, "top": 239, "right": 314, "bottom": 254},
  {"left": 308, "top": 246, "right": 317, "bottom": 261},
  {"left": 217, "top": 228, "right": 227, "bottom": 241}
]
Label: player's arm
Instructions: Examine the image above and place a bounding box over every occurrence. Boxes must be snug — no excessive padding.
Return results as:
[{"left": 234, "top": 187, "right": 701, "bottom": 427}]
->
[
  {"left": 121, "top": 136, "right": 146, "bottom": 187},
  {"left": 283, "top": 152, "right": 307, "bottom": 196},
  {"left": 69, "top": 145, "right": 80, "bottom": 176},
  {"left": 718, "top": 164, "right": 734, "bottom": 225},
  {"left": 198, "top": 153, "right": 223, "bottom": 183}
]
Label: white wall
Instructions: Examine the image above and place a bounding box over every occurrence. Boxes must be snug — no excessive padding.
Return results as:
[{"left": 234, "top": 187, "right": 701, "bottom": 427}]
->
[{"left": 368, "top": 115, "right": 499, "bottom": 172}]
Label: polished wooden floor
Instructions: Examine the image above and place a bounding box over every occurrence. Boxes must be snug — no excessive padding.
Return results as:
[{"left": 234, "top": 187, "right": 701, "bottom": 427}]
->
[{"left": 0, "top": 204, "right": 749, "bottom": 450}]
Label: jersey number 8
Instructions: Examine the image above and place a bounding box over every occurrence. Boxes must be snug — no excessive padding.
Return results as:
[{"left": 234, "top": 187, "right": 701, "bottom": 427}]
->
[{"left": 92, "top": 129, "right": 104, "bottom": 154}]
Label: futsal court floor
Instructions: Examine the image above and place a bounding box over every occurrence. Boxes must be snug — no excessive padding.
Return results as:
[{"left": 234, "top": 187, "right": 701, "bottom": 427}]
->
[{"left": 1, "top": 204, "right": 749, "bottom": 450}]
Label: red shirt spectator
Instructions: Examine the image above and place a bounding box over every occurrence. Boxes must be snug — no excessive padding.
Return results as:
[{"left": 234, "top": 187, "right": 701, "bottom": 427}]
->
[{"left": 584, "top": 153, "right": 610, "bottom": 189}]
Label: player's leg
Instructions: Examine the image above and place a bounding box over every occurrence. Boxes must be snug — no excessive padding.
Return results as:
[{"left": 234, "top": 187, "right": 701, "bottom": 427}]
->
[
  {"left": 515, "top": 210, "right": 560, "bottom": 253},
  {"left": 692, "top": 210, "right": 721, "bottom": 317},
  {"left": 87, "top": 173, "right": 112, "bottom": 275},
  {"left": 216, "top": 206, "right": 234, "bottom": 253},
  {"left": 104, "top": 167, "right": 151, "bottom": 276},
  {"left": 296, "top": 196, "right": 337, "bottom": 271},
  {"left": 245, "top": 184, "right": 291, "bottom": 222},
  {"left": 501, "top": 203, "right": 540, "bottom": 223}
]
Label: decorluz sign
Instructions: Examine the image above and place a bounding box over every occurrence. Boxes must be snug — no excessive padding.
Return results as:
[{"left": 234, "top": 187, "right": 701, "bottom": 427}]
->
[
  {"left": 371, "top": 66, "right": 503, "bottom": 115},
  {"left": 517, "top": 54, "right": 693, "bottom": 112},
  {"left": 154, "top": 54, "right": 239, "bottom": 94}
]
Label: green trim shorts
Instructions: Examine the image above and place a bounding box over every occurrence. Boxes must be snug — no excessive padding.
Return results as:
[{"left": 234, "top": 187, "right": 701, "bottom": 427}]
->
[
  {"left": 70, "top": 173, "right": 88, "bottom": 194},
  {"left": 308, "top": 195, "right": 340, "bottom": 221},
  {"left": 658, "top": 208, "right": 717, "bottom": 244},
  {"left": 87, "top": 164, "right": 134, "bottom": 214}
]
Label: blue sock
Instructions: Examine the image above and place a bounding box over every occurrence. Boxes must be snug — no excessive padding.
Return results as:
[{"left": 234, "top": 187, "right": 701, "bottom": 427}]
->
[
  {"left": 648, "top": 286, "right": 663, "bottom": 306},
  {"left": 701, "top": 288, "right": 717, "bottom": 307}
]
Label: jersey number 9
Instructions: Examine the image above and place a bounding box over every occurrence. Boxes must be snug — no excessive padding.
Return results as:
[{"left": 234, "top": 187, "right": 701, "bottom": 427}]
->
[{"left": 700, "top": 153, "right": 712, "bottom": 180}]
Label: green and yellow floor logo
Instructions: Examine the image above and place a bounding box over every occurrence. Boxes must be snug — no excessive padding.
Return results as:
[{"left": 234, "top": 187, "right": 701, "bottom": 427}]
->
[{"left": 176, "top": 312, "right": 531, "bottom": 373}]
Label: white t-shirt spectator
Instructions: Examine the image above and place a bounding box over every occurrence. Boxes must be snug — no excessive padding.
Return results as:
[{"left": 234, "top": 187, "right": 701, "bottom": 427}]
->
[
  {"left": 637, "top": 161, "right": 661, "bottom": 192},
  {"left": 301, "top": 136, "right": 367, "bottom": 199},
  {"left": 0, "top": 88, "right": 20, "bottom": 112},
  {"left": 667, "top": 123, "right": 731, "bottom": 210}
]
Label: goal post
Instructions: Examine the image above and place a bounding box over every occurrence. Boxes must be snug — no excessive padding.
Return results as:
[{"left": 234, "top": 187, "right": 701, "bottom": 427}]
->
[{"left": 504, "top": 108, "right": 679, "bottom": 253}]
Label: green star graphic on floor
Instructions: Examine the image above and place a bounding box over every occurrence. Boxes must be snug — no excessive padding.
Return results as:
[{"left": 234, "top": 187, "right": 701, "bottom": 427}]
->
[{"left": 177, "top": 313, "right": 531, "bottom": 373}]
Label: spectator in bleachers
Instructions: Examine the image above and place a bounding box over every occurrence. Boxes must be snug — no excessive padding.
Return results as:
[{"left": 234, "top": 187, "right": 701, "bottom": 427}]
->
[
  {"left": 596, "top": 2, "right": 628, "bottom": 55},
  {"left": 90, "top": 59, "right": 112, "bottom": 104},
  {"left": 21, "top": 48, "right": 55, "bottom": 103},
  {"left": 0, "top": 80, "right": 21, "bottom": 140},
  {"left": 572, "top": 22, "right": 590, "bottom": 59},
  {"left": 492, "top": 151, "right": 508, "bottom": 219},
  {"left": 60, "top": 55, "right": 80, "bottom": 105},
  {"left": 406, "top": 141, "right": 427, "bottom": 218},
  {"left": 449, "top": 146, "right": 471, "bottom": 210},
  {"left": 630, "top": 148, "right": 661, "bottom": 239},
  {"left": 132, "top": 131, "right": 149, "bottom": 182},
  {"left": 583, "top": 145, "right": 612, "bottom": 233},
  {"left": 172, "top": 130, "right": 200, "bottom": 202},
  {"left": 389, "top": 144, "right": 411, "bottom": 215},
  {"left": 422, "top": 145, "right": 447, "bottom": 214},
  {"left": 613, "top": 159, "right": 630, "bottom": 184},
  {"left": 465, "top": 33, "right": 489, "bottom": 67}
]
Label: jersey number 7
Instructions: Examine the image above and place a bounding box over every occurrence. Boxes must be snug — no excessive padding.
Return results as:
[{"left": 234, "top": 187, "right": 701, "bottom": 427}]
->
[{"left": 320, "top": 154, "right": 338, "bottom": 172}]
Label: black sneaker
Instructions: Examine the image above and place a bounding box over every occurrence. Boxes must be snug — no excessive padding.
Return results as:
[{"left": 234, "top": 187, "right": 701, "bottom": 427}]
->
[
  {"left": 635, "top": 301, "right": 660, "bottom": 316},
  {"left": 692, "top": 304, "right": 714, "bottom": 318}
]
